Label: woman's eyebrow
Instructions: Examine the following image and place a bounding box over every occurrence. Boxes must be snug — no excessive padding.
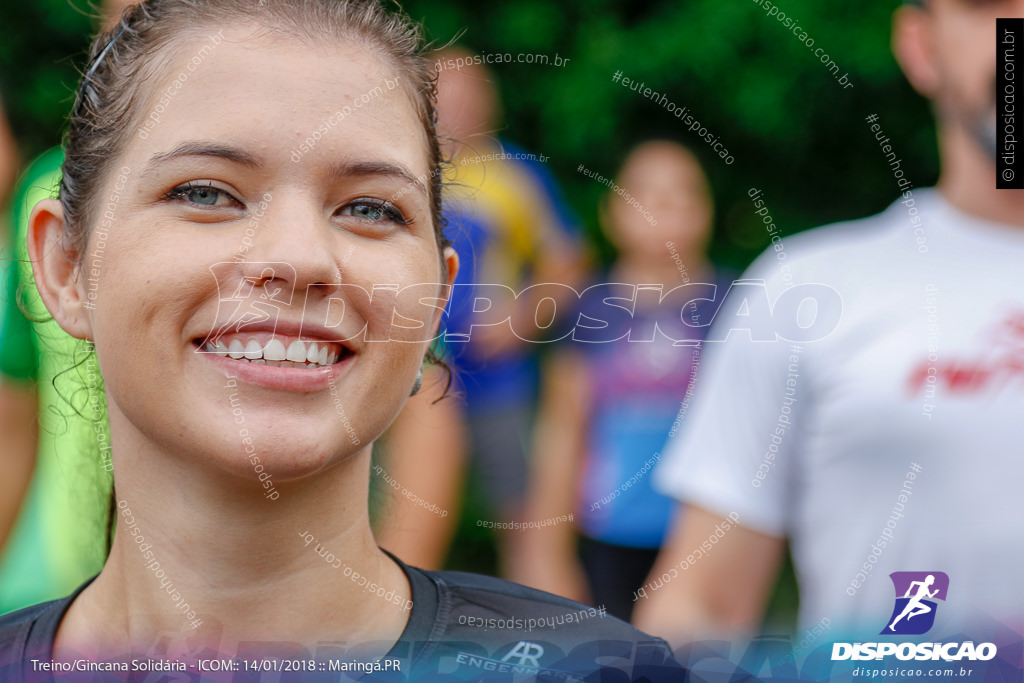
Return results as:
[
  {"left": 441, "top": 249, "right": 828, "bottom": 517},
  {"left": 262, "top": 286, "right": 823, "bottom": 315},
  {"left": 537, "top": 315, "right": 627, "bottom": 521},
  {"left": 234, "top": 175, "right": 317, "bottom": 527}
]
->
[
  {"left": 145, "top": 141, "right": 261, "bottom": 173},
  {"left": 328, "top": 160, "right": 428, "bottom": 199},
  {"left": 142, "top": 144, "right": 427, "bottom": 199}
]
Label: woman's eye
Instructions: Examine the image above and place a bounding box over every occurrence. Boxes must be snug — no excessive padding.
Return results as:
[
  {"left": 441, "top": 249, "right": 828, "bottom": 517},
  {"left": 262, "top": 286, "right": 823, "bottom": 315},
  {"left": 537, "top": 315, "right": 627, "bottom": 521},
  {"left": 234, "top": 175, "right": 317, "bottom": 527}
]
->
[
  {"left": 165, "top": 182, "right": 240, "bottom": 208},
  {"left": 337, "top": 198, "right": 410, "bottom": 225}
]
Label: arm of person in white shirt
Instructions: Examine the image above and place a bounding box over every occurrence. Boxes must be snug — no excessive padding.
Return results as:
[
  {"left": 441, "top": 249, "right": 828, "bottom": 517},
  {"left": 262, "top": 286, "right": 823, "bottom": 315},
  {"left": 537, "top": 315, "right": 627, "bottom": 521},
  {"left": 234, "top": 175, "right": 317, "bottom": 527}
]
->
[{"left": 632, "top": 503, "right": 784, "bottom": 644}]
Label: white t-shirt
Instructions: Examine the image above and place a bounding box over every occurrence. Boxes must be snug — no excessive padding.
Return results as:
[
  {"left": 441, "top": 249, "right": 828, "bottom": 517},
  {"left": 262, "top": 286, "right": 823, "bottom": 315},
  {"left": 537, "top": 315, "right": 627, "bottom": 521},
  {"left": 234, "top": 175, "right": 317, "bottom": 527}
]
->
[{"left": 655, "top": 189, "right": 1024, "bottom": 638}]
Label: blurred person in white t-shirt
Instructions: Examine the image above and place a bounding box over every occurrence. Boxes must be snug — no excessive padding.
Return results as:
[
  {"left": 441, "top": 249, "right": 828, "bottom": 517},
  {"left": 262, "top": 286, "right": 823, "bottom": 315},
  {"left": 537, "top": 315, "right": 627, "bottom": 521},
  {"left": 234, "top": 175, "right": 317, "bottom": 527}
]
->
[{"left": 634, "top": 0, "right": 1024, "bottom": 645}]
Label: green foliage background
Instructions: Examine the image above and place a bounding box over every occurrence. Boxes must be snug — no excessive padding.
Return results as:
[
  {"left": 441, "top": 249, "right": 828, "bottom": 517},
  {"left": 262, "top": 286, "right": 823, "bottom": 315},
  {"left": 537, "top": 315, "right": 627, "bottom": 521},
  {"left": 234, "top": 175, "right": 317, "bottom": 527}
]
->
[
  {"left": 1, "top": 0, "right": 938, "bottom": 268},
  {"left": 0, "top": 0, "right": 939, "bottom": 632}
]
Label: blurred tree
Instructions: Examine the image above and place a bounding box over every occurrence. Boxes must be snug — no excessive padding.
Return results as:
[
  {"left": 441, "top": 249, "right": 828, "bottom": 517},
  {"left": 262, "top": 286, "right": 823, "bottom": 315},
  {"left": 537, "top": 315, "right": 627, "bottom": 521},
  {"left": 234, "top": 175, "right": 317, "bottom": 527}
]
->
[
  {"left": 0, "top": 1, "right": 96, "bottom": 159},
  {"left": 401, "top": 0, "right": 937, "bottom": 267},
  {"left": 0, "top": 0, "right": 937, "bottom": 267}
]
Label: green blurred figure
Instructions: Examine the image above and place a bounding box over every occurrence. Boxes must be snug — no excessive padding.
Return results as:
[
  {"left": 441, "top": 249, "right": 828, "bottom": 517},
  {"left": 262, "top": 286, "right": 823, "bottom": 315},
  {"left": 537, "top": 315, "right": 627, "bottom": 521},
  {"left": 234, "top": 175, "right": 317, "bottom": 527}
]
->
[{"left": 0, "top": 0, "right": 137, "bottom": 614}]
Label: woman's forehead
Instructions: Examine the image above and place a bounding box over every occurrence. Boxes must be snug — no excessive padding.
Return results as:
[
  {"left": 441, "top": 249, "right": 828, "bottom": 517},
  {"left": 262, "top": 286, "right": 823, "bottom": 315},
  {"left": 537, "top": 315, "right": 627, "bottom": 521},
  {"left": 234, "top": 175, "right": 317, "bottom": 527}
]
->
[{"left": 127, "top": 26, "right": 428, "bottom": 172}]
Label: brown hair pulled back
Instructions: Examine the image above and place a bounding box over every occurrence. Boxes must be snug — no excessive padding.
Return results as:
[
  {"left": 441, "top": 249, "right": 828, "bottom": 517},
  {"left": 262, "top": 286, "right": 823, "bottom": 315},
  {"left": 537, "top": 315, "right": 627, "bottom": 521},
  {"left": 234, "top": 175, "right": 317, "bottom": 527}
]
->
[{"left": 64, "top": 0, "right": 448, "bottom": 257}]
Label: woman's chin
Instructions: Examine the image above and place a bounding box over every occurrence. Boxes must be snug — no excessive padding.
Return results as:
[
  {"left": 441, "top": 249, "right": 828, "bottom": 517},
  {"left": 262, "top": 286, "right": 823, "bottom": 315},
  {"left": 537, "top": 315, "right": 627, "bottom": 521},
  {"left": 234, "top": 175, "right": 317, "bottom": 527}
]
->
[{"left": 198, "top": 435, "right": 365, "bottom": 489}]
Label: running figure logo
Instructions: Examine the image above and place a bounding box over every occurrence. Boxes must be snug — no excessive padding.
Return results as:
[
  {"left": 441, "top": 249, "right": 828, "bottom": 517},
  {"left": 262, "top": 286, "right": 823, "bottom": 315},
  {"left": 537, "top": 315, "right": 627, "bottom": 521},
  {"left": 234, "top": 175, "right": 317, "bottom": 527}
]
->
[{"left": 881, "top": 571, "right": 949, "bottom": 635}]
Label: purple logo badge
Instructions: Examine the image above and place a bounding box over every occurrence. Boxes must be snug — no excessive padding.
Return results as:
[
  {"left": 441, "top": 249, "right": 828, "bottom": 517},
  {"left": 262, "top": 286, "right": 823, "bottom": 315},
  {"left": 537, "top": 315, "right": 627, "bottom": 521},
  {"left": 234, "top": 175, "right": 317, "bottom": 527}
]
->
[{"left": 881, "top": 571, "right": 949, "bottom": 635}]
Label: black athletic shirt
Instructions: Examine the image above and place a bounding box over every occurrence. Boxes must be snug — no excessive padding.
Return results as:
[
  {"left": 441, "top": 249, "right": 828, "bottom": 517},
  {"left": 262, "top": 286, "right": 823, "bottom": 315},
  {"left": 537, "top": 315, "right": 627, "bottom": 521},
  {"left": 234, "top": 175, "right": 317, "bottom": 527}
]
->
[{"left": 0, "top": 554, "right": 687, "bottom": 682}]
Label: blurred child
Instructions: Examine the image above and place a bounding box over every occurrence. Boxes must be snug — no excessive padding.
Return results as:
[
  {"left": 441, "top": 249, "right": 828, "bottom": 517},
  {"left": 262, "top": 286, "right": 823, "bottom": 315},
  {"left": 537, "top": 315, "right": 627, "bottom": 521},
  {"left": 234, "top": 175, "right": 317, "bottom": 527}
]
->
[
  {"left": 515, "top": 141, "right": 729, "bottom": 620},
  {"left": 403, "top": 49, "right": 585, "bottom": 577}
]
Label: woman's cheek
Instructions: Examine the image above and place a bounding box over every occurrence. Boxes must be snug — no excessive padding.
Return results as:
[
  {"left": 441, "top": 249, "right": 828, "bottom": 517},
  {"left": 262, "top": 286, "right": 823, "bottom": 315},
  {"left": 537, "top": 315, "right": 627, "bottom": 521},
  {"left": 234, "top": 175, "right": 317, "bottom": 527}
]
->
[
  {"left": 353, "top": 246, "right": 442, "bottom": 344},
  {"left": 384, "top": 282, "right": 446, "bottom": 344},
  {"left": 353, "top": 286, "right": 396, "bottom": 343}
]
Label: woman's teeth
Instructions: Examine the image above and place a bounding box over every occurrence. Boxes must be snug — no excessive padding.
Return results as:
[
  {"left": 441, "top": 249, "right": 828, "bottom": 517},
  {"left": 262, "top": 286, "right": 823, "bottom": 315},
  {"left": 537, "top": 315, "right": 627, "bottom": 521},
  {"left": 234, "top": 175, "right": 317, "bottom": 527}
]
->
[{"left": 203, "top": 337, "right": 338, "bottom": 367}]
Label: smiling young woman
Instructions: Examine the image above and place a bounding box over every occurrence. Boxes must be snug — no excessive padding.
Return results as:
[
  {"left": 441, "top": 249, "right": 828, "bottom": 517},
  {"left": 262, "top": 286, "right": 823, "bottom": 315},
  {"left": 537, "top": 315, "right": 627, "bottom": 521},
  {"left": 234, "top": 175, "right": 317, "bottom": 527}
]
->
[{"left": 0, "top": 1, "right": 683, "bottom": 680}]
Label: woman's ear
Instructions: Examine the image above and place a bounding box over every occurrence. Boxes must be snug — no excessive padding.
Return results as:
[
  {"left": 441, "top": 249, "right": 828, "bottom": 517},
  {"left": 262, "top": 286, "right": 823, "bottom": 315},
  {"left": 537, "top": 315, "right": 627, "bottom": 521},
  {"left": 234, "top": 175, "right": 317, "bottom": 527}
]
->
[
  {"left": 424, "top": 246, "right": 460, "bottom": 342},
  {"left": 27, "top": 198, "right": 94, "bottom": 341},
  {"left": 434, "top": 246, "right": 460, "bottom": 332},
  {"left": 442, "top": 245, "right": 459, "bottom": 290}
]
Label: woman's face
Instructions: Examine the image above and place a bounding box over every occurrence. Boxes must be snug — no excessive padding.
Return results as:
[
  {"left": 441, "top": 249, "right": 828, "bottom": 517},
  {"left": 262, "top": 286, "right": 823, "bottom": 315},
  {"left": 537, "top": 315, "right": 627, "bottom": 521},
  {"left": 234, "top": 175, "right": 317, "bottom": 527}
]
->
[
  {"left": 72, "top": 26, "right": 454, "bottom": 483},
  {"left": 608, "top": 145, "right": 712, "bottom": 259}
]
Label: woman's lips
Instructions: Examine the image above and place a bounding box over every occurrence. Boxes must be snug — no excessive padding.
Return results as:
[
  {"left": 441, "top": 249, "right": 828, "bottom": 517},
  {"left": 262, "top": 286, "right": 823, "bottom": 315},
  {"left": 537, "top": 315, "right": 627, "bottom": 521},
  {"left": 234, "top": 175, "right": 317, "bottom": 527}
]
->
[
  {"left": 194, "top": 339, "right": 354, "bottom": 392},
  {"left": 200, "top": 334, "right": 343, "bottom": 367}
]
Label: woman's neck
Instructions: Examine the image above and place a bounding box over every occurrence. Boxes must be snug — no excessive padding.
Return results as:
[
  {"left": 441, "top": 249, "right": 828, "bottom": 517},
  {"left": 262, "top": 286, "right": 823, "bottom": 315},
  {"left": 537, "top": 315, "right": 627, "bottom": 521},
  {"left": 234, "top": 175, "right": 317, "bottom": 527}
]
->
[
  {"left": 54, "top": 426, "right": 411, "bottom": 662},
  {"left": 612, "top": 251, "right": 711, "bottom": 291}
]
